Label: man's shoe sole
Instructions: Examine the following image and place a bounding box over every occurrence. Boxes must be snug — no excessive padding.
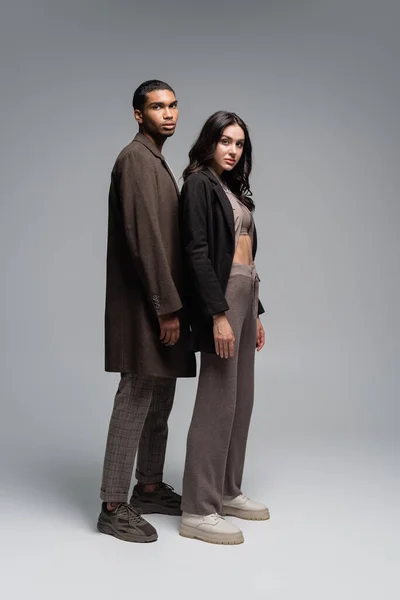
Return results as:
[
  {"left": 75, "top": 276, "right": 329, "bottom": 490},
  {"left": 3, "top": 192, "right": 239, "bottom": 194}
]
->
[
  {"left": 221, "top": 507, "right": 270, "bottom": 521},
  {"left": 97, "top": 522, "right": 158, "bottom": 543},
  {"left": 179, "top": 524, "right": 244, "bottom": 545}
]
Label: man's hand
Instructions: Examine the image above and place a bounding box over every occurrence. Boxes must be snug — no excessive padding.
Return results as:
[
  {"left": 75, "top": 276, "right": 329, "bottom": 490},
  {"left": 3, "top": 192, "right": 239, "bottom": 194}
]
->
[
  {"left": 158, "top": 314, "right": 180, "bottom": 346},
  {"left": 213, "top": 313, "right": 235, "bottom": 359},
  {"left": 256, "top": 317, "right": 265, "bottom": 351}
]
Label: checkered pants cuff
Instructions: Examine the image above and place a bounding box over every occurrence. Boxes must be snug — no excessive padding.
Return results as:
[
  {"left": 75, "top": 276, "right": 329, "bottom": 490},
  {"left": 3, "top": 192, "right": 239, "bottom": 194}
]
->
[
  {"left": 100, "top": 489, "right": 129, "bottom": 503},
  {"left": 135, "top": 469, "right": 163, "bottom": 485}
]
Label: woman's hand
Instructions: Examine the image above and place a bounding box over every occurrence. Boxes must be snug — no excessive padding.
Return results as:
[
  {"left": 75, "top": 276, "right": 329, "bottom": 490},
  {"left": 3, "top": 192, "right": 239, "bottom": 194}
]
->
[
  {"left": 213, "top": 313, "right": 235, "bottom": 358},
  {"left": 256, "top": 317, "right": 265, "bottom": 351}
]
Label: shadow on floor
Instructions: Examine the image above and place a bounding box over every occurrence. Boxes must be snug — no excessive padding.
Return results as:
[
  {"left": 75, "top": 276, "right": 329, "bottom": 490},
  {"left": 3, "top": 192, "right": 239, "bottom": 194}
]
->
[{"left": 7, "top": 455, "right": 184, "bottom": 530}]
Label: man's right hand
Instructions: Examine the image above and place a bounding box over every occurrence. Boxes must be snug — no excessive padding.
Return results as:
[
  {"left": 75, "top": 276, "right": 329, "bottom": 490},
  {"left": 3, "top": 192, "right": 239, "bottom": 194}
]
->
[{"left": 158, "top": 314, "right": 180, "bottom": 346}]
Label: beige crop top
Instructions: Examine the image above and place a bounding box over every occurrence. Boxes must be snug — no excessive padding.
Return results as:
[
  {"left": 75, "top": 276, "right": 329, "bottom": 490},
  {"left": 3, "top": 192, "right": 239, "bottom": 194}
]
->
[{"left": 221, "top": 182, "right": 254, "bottom": 251}]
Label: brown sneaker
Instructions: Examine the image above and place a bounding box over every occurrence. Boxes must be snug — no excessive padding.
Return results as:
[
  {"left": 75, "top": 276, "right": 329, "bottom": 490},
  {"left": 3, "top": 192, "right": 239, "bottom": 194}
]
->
[
  {"left": 130, "top": 482, "right": 182, "bottom": 515},
  {"left": 97, "top": 502, "right": 158, "bottom": 543}
]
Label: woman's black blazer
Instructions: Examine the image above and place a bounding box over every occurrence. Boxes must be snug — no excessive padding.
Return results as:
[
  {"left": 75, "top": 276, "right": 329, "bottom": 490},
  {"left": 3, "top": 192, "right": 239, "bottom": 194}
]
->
[{"left": 179, "top": 168, "right": 264, "bottom": 353}]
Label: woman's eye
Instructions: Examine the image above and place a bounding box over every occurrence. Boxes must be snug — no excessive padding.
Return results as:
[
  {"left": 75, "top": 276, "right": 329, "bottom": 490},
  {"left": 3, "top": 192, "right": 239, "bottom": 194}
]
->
[
  {"left": 237, "top": 142, "right": 243, "bottom": 148},
  {"left": 221, "top": 139, "right": 228, "bottom": 145}
]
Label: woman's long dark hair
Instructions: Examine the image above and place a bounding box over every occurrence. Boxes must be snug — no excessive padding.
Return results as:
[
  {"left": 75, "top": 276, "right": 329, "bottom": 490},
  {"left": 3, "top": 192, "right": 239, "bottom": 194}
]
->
[{"left": 182, "top": 111, "right": 255, "bottom": 211}]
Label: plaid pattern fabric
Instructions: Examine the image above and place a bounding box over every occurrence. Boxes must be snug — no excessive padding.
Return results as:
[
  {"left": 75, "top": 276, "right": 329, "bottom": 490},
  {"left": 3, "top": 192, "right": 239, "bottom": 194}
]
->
[{"left": 100, "top": 373, "right": 176, "bottom": 503}]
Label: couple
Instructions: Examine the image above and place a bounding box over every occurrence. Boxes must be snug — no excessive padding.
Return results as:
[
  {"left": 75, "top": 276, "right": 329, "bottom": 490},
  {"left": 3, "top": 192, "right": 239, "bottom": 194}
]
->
[{"left": 98, "top": 79, "right": 269, "bottom": 546}]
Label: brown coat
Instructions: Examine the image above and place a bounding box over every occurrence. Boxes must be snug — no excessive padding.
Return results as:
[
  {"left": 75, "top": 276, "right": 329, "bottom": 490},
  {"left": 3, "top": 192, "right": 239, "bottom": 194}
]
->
[{"left": 104, "top": 133, "right": 196, "bottom": 377}]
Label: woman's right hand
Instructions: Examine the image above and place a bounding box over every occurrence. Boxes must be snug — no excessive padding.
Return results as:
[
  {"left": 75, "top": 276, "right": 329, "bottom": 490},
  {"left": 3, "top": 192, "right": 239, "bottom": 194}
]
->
[{"left": 212, "top": 313, "right": 235, "bottom": 358}]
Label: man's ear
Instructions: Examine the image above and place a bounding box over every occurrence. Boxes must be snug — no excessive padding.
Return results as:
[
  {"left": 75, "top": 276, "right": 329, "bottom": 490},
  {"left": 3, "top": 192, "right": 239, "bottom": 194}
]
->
[{"left": 134, "top": 109, "right": 143, "bottom": 124}]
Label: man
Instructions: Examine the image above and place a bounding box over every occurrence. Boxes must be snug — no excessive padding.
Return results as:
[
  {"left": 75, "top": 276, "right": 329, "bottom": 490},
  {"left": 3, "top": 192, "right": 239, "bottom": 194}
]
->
[{"left": 97, "top": 80, "right": 196, "bottom": 543}]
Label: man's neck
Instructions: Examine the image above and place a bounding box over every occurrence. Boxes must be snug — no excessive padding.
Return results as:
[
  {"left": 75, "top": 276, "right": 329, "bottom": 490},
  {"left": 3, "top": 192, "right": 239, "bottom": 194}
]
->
[{"left": 140, "top": 130, "right": 165, "bottom": 153}]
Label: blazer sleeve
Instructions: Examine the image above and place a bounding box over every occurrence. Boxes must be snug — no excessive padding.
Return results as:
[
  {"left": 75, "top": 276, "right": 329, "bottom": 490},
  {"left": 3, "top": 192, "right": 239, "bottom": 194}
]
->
[
  {"left": 116, "top": 152, "right": 182, "bottom": 317},
  {"left": 252, "top": 221, "right": 265, "bottom": 316},
  {"left": 180, "top": 175, "right": 230, "bottom": 316}
]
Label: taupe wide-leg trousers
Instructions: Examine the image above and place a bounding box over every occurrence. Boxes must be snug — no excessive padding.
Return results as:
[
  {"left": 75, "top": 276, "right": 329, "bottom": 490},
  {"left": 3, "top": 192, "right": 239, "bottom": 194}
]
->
[
  {"left": 100, "top": 373, "right": 176, "bottom": 503},
  {"left": 181, "top": 263, "right": 259, "bottom": 515}
]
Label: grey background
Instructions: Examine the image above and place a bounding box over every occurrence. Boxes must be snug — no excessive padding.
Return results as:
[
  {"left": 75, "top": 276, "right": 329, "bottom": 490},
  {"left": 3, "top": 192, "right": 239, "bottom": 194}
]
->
[{"left": 0, "top": 1, "right": 399, "bottom": 599}]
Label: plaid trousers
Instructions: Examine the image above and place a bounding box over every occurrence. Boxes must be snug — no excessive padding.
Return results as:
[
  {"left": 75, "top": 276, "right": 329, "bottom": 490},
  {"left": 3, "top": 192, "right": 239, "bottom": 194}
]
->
[{"left": 100, "top": 373, "right": 176, "bottom": 503}]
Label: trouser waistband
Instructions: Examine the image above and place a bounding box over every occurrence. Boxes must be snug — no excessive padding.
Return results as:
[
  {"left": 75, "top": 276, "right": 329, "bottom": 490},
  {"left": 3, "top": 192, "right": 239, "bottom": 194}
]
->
[{"left": 229, "top": 262, "right": 259, "bottom": 317}]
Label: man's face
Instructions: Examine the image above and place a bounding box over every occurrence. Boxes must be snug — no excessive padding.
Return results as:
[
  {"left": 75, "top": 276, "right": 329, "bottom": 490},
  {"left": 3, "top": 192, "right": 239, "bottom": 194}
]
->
[{"left": 134, "top": 89, "right": 179, "bottom": 139}]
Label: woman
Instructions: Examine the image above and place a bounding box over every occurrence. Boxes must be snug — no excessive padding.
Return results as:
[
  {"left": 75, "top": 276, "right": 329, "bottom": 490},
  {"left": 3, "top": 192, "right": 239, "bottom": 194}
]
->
[{"left": 179, "top": 111, "right": 269, "bottom": 545}]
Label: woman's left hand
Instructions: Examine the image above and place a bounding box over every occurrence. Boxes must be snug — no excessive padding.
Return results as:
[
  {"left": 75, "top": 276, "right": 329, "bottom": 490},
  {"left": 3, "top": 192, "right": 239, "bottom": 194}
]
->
[{"left": 256, "top": 318, "right": 265, "bottom": 351}]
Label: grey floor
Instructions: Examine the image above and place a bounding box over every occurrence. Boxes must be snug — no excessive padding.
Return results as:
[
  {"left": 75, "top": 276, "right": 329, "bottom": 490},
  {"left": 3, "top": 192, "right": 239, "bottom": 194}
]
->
[{"left": 1, "top": 379, "right": 398, "bottom": 600}]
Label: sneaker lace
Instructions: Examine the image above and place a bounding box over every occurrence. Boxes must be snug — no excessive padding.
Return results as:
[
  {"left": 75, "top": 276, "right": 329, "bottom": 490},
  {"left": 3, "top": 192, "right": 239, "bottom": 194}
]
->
[
  {"left": 118, "top": 503, "right": 143, "bottom": 525},
  {"left": 208, "top": 512, "right": 223, "bottom": 524},
  {"left": 160, "top": 483, "right": 174, "bottom": 492},
  {"left": 160, "top": 482, "right": 179, "bottom": 497}
]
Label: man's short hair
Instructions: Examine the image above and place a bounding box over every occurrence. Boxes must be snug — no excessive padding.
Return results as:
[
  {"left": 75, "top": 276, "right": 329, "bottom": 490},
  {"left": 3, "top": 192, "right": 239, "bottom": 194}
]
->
[{"left": 132, "top": 80, "right": 175, "bottom": 111}]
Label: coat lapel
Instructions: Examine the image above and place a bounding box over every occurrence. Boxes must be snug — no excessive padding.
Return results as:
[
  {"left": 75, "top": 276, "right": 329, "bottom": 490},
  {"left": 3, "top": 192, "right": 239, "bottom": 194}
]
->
[
  {"left": 133, "top": 133, "right": 180, "bottom": 196},
  {"left": 161, "top": 158, "right": 180, "bottom": 196}
]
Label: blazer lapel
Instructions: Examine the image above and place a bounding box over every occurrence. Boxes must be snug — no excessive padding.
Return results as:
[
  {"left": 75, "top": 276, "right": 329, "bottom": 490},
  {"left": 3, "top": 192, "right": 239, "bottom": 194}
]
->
[{"left": 205, "top": 168, "right": 235, "bottom": 245}]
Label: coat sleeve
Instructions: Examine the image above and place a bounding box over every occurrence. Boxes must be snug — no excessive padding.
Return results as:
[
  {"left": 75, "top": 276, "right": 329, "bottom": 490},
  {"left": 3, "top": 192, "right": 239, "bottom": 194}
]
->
[
  {"left": 180, "top": 175, "right": 229, "bottom": 316},
  {"left": 116, "top": 152, "right": 182, "bottom": 317}
]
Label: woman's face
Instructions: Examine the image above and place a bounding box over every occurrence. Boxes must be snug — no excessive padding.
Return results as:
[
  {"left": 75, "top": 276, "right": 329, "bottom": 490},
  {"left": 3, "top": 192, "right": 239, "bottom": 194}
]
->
[{"left": 212, "top": 124, "right": 245, "bottom": 175}]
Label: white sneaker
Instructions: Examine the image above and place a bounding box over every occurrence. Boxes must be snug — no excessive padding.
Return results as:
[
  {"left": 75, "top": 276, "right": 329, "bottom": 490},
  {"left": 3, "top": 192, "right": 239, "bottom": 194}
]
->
[
  {"left": 221, "top": 494, "right": 270, "bottom": 521},
  {"left": 179, "top": 512, "right": 244, "bottom": 545}
]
